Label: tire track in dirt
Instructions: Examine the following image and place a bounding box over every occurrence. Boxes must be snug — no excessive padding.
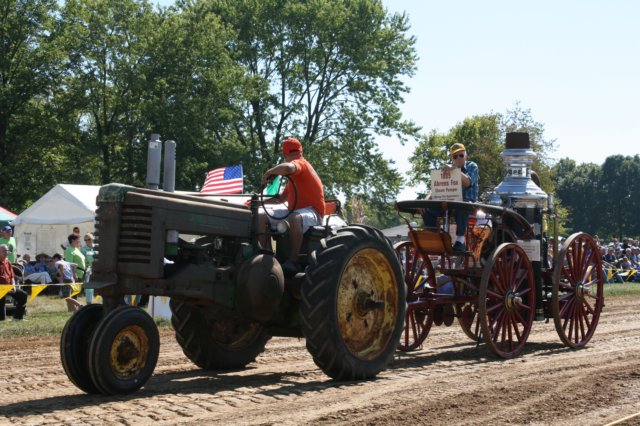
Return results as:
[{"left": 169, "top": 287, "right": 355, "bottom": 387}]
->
[{"left": 0, "top": 296, "right": 638, "bottom": 425}]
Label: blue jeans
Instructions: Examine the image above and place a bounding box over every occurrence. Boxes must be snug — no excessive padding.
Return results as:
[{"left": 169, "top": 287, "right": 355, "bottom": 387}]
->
[{"left": 422, "top": 208, "right": 469, "bottom": 237}]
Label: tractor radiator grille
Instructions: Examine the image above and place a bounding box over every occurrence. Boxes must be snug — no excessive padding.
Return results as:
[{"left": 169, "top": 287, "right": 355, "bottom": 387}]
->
[{"left": 118, "top": 205, "right": 153, "bottom": 264}]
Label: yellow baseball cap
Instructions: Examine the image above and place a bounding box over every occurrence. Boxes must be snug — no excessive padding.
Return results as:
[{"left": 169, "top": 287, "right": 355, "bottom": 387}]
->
[{"left": 450, "top": 143, "right": 466, "bottom": 155}]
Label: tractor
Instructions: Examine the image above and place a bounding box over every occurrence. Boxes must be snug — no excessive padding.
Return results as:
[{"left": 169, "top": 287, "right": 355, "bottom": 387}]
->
[{"left": 60, "top": 181, "right": 406, "bottom": 395}]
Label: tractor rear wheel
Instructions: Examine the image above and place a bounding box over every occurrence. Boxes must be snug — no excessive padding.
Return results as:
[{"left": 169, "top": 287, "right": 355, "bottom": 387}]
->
[
  {"left": 170, "top": 300, "right": 270, "bottom": 370},
  {"left": 301, "top": 225, "right": 406, "bottom": 380},
  {"left": 552, "top": 232, "right": 604, "bottom": 348}
]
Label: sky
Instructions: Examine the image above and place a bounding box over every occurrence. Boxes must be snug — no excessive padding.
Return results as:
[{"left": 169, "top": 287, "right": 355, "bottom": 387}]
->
[
  {"left": 379, "top": 0, "right": 640, "bottom": 198},
  {"left": 155, "top": 0, "right": 640, "bottom": 198}
]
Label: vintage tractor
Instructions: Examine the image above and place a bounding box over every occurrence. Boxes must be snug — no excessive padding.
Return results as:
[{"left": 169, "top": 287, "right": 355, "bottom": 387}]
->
[
  {"left": 60, "top": 182, "right": 406, "bottom": 395},
  {"left": 395, "top": 132, "right": 604, "bottom": 358}
]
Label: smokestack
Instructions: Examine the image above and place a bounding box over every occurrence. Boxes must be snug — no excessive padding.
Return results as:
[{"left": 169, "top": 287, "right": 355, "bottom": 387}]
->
[
  {"left": 163, "top": 140, "right": 176, "bottom": 193},
  {"left": 491, "top": 132, "right": 547, "bottom": 208},
  {"left": 146, "top": 134, "right": 162, "bottom": 190}
]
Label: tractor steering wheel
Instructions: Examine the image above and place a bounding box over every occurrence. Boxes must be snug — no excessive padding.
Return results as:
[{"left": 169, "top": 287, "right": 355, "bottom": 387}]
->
[{"left": 260, "top": 175, "right": 298, "bottom": 220}]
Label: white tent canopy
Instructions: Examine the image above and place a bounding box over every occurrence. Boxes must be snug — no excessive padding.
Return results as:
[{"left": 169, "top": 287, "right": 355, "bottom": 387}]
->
[
  {"left": 13, "top": 184, "right": 100, "bottom": 226},
  {"left": 13, "top": 184, "right": 101, "bottom": 256}
]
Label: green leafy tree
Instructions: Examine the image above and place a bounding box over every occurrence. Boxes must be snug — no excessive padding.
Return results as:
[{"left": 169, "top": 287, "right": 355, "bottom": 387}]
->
[
  {"left": 141, "top": 3, "right": 249, "bottom": 191},
  {"left": 0, "top": 0, "right": 64, "bottom": 210},
  {"left": 198, "top": 0, "right": 419, "bottom": 201},
  {"left": 409, "top": 114, "right": 502, "bottom": 194},
  {"left": 554, "top": 159, "right": 603, "bottom": 236},
  {"left": 60, "top": 0, "right": 159, "bottom": 184},
  {"left": 599, "top": 155, "right": 640, "bottom": 239},
  {"left": 409, "top": 104, "right": 556, "bottom": 198}
]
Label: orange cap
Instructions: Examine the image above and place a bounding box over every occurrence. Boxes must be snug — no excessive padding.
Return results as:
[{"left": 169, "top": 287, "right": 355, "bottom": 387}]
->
[{"left": 282, "top": 138, "right": 303, "bottom": 155}]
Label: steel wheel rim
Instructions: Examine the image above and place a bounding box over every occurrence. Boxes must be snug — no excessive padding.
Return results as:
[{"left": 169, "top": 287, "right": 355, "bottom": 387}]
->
[
  {"left": 337, "top": 248, "right": 399, "bottom": 360},
  {"left": 552, "top": 233, "right": 604, "bottom": 348},
  {"left": 394, "top": 241, "right": 435, "bottom": 351},
  {"left": 479, "top": 243, "right": 535, "bottom": 358},
  {"left": 108, "top": 325, "right": 150, "bottom": 380}
]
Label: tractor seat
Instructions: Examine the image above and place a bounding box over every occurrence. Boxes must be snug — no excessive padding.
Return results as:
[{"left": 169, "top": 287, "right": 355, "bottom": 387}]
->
[{"left": 324, "top": 199, "right": 341, "bottom": 216}]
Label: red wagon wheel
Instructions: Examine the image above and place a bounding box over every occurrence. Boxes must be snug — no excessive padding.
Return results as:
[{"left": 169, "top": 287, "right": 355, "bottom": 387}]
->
[
  {"left": 453, "top": 278, "right": 481, "bottom": 341},
  {"left": 479, "top": 243, "right": 535, "bottom": 358},
  {"left": 552, "top": 232, "right": 604, "bottom": 348},
  {"left": 394, "top": 241, "right": 436, "bottom": 352}
]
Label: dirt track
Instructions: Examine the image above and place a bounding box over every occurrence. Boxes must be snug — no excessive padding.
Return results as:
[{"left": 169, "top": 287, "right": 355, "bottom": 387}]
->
[{"left": 1, "top": 296, "right": 639, "bottom": 425}]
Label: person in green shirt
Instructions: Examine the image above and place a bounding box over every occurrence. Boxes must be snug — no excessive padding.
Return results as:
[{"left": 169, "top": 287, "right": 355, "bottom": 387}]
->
[
  {"left": 0, "top": 226, "right": 17, "bottom": 263},
  {"left": 80, "top": 232, "right": 96, "bottom": 267},
  {"left": 64, "top": 233, "right": 86, "bottom": 281}
]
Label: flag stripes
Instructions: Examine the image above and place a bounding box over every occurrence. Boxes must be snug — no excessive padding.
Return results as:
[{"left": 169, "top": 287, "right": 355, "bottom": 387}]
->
[{"left": 201, "top": 165, "right": 243, "bottom": 194}]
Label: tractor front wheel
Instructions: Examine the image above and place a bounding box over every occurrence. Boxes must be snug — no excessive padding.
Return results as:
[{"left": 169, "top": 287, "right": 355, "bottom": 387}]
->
[
  {"left": 87, "top": 306, "right": 159, "bottom": 395},
  {"left": 60, "top": 304, "right": 104, "bottom": 394}
]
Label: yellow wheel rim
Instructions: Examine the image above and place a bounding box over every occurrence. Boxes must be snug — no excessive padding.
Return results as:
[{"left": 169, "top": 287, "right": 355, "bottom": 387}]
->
[
  {"left": 337, "top": 248, "right": 399, "bottom": 360},
  {"left": 109, "top": 325, "right": 150, "bottom": 379}
]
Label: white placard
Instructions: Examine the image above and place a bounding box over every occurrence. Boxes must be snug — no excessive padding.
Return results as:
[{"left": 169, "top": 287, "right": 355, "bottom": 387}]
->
[
  {"left": 517, "top": 240, "right": 540, "bottom": 262},
  {"left": 430, "top": 168, "right": 462, "bottom": 201}
]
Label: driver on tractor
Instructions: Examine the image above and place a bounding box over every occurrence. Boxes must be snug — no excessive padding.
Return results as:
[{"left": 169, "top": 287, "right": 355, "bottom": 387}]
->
[{"left": 260, "top": 137, "right": 325, "bottom": 275}]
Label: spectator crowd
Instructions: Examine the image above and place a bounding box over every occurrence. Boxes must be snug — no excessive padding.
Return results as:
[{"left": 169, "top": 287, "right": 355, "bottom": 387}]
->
[
  {"left": 0, "top": 225, "right": 97, "bottom": 320},
  {"left": 596, "top": 237, "right": 640, "bottom": 283}
]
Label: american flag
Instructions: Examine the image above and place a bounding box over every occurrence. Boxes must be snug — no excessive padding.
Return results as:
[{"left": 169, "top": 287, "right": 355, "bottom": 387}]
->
[{"left": 200, "top": 165, "right": 243, "bottom": 195}]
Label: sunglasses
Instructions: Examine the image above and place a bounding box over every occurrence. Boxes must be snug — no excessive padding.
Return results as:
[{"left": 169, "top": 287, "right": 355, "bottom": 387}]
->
[{"left": 452, "top": 153, "right": 465, "bottom": 159}]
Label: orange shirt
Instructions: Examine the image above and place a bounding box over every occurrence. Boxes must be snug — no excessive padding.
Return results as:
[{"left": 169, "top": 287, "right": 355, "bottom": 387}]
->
[{"left": 285, "top": 157, "right": 325, "bottom": 216}]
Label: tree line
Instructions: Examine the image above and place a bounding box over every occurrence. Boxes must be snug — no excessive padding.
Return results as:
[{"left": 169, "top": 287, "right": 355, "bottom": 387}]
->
[
  {"left": 408, "top": 107, "right": 639, "bottom": 240},
  {"left": 1, "top": 0, "right": 417, "bottom": 217},
  {"left": 1, "top": 0, "right": 635, "bottom": 237}
]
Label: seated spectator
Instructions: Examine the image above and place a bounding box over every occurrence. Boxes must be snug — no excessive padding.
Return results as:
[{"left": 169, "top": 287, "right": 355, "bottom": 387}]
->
[
  {"left": 34, "top": 253, "right": 49, "bottom": 273},
  {"left": 629, "top": 247, "right": 639, "bottom": 266},
  {"left": 0, "top": 244, "right": 27, "bottom": 321},
  {"left": 22, "top": 253, "right": 52, "bottom": 284},
  {"left": 603, "top": 246, "right": 617, "bottom": 264},
  {"left": 50, "top": 253, "right": 76, "bottom": 297}
]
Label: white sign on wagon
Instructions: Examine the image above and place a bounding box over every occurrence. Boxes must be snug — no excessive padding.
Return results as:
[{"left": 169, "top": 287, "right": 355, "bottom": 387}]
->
[
  {"left": 517, "top": 240, "right": 541, "bottom": 262},
  {"left": 430, "top": 168, "right": 463, "bottom": 201}
]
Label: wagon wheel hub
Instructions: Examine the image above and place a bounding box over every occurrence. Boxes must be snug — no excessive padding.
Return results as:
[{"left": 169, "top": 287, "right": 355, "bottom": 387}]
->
[
  {"left": 575, "top": 283, "right": 591, "bottom": 300},
  {"left": 504, "top": 292, "right": 523, "bottom": 311}
]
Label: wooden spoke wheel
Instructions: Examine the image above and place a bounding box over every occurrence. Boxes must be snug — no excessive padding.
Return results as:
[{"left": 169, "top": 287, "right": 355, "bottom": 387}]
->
[
  {"left": 452, "top": 278, "right": 481, "bottom": 341},
  {"left": 479, "top": 243, "right": 535, "bottom": 358},
  {"left": 88, "top": 306, "right": 160, "bottom": 395},
  {"left": 552, "top": 232, "right": 604, "bottom": 348},
  {"left": 394, "top": 241, "right": 436, "bottom": 352}
]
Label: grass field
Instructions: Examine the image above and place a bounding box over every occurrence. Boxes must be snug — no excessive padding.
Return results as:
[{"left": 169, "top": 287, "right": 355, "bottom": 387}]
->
[
  {"left": 1, "top": 283, "right": 638, "bottom": 339},
  {"left": 0, "top": 296, "right": 171, "bottom": 339}
]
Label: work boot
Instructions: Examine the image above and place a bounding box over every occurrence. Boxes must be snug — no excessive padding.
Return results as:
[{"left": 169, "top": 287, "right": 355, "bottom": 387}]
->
[{"left": 452, "top": 241, "right": 467, "bottom": 254}]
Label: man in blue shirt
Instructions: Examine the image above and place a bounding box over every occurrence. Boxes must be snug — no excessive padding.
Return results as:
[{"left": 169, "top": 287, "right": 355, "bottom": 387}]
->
[{"left": 422, "top": 142, "right": 479, "bottom": 253}]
